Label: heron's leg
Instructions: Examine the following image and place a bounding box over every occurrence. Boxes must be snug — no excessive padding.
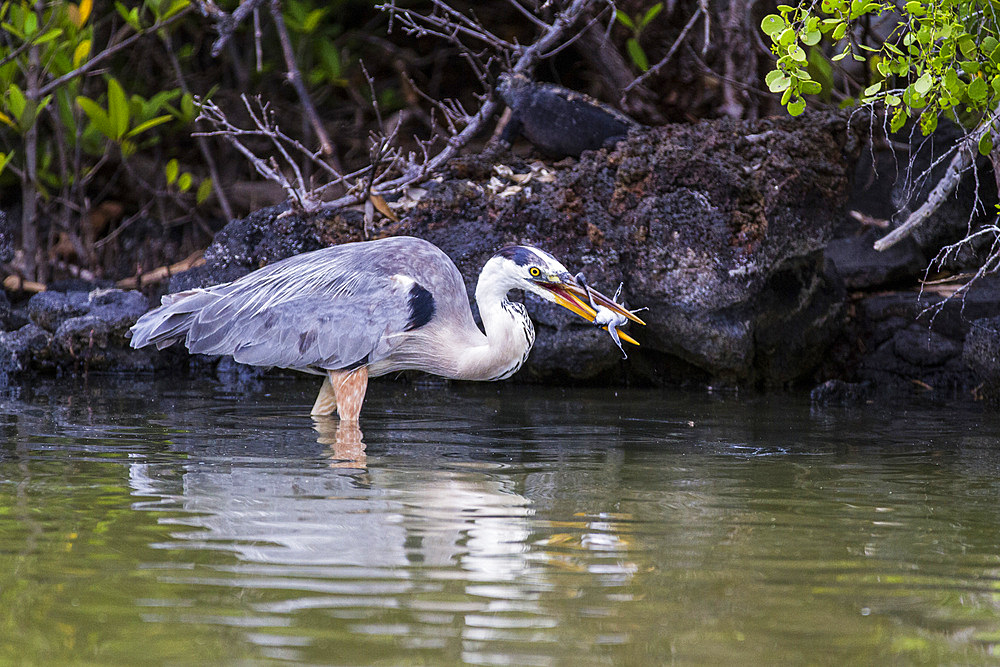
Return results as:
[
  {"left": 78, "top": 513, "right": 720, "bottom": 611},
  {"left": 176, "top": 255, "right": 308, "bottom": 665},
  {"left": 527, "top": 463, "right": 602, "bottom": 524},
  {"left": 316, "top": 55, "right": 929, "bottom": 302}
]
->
[
  {"left": 311, "top": 376, "right": 337, "bottom": 416},
  {"left": 328, "top": 366, "right": 369, "bottom": 423}
]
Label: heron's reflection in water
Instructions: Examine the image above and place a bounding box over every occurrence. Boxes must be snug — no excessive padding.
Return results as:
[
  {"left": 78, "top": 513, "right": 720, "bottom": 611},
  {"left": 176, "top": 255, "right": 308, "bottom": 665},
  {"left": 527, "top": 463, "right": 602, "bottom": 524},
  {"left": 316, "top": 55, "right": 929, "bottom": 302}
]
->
[{"left": 312, "top": 416, "right": 366, "bottom": 467}]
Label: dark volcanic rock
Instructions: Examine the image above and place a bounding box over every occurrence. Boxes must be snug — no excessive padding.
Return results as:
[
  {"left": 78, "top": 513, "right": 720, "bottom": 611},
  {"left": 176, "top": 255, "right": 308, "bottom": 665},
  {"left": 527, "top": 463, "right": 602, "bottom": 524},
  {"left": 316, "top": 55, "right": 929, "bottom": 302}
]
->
[
  {"left": 810, "top": 379, "right": 874, "bottom": 406},
  {"left": 28, "top": 291, "right": 91, "bottom": 332},
  {"left": 0, "top": 291, "right": 27, "bottom": 332},
  {"left": 964, "top": 316, "right": 1000, "bottom": 405},
  {"left": 169, "top": 203, "right": 326, "bottom": 291},
  {"left": 51, "top": 290, "right": 151, "bottom": 369},
  {"left": 11, "top": 289, "right": 153, "bottom": 375},
  {"left": 845, "top": 277, "right": 1000, "bottom": 395},
  {"left": 825, "top": 229, "right": 926, "bottom": 289},
  {"left": 405, "top": 111, "right": 857, "bottom": 384},
  {"left": 0, "top": 210, "right": 13, "bottom": 265},
  {"left": 0, "top": 323, "right": 53, "bottom": 378}
]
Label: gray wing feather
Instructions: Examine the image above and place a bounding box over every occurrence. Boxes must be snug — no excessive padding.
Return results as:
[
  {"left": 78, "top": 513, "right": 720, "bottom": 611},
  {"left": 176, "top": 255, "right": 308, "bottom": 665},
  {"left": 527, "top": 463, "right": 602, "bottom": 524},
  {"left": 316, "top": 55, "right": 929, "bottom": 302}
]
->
[{"left": 129, "top": 236, "right": 466, "bottom": 372}]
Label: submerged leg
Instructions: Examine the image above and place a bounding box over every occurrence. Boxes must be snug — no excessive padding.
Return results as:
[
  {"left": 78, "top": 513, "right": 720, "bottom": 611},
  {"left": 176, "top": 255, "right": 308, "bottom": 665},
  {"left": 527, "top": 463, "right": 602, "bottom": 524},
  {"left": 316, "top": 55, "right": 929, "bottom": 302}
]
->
[
  {"left": 311, "top": 376, "right": 337, "bottom": 416},
  {"left": 311, "top": 367, "right": 369, "bottom": 421}
]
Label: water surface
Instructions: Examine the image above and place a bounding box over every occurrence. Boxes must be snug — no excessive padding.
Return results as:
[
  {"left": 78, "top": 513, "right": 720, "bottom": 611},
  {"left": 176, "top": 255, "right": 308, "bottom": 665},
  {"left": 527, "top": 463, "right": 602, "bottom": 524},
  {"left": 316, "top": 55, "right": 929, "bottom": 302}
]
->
[{"left": 1, "top": 376, "right": 999, "bottom": 664}]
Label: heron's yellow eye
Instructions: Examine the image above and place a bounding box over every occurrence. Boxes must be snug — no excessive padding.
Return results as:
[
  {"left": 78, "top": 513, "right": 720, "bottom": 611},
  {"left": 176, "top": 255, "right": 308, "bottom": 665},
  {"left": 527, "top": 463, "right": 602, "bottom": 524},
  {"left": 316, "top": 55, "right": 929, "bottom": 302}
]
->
[{"left": 529, "top": 267, "right": 541, "bottom": 277}]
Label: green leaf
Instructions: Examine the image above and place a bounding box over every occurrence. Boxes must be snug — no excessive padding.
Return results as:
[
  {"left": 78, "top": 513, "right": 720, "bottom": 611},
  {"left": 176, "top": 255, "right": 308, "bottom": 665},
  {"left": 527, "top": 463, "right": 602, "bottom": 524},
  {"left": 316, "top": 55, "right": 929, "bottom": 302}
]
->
[
  {"left": 33, "top": 28, "right": 62, "bottom": 45},
  {"left": 196, "top": 177, "right": 212, "bottom": 204},
  {"left": 958, "top": 35, "right": 977, "bottom": 59},
  {"left": 626, "top": 38, "right": 648, "bottom": 71},
  {"left": 992, "top": 75, "right": 1000, "bottom": 94},
  {"left": 832, "top": 23, "right": 847, "bottom": 40},
  {"left": 904, "top": 0, "right": 925, "bottom": 15},
  {"left": 890, "top": 107, "right": 907, "bottom": 132},
  {"left": 107, "top": 78, "right": 128, "bottom": 140},
  {"left": 761, "top": 15, "right": 784, "bottom": 37},
  {"left": 787, "top": 96, "right": 806, "bottom": 116},
  {"left": 789, "top": 45, "right": 806, "bottom": 62},
  {"left": 126, "top": 114, "right": 172, "bottom": 138},
  {"left": 0, "top": 150, "right": 12, "bottom": 176},
  {"left": 615, "top": 10, "right": 635, "bottom": 30},
  {"left": 968, "top": 77, "right": 988, "bottom": 101},
  {"left": 7, "top": 84, "right": 26, "bottom": 121},
  {"left": 863, "top": 82, "right": 882, "bottom": 98},
  {"left": 76, "top": 96, "right": 114, "bottom": 139},
  {"left": 158, "top": 0, "right": 189, "bottom": 20},
  {"left": 73, "top": 39, "right": 91, "bottom": 68},
  {"left": 913, "top": 72, "right": 932, "bottom": 94},
  {"left": 961, "top": 61, "right": 981, "bottom": 76},
  {"left": 802, "top": 30, "right": 821, "bottom": 46},
  {"left": 778, "top": 27, "right": 796, "bottom": 46},
  {"left": 640, "top": 3, "right": 663, "bottom": 29},
  {"left": 766, "top": 70, "right": 791, "bottom": 92},
  {"left": 979, "top": 131, "right": 993, "bottom": 157},
  {"left": 919, "top": 111, "right": 937, "bottom": 134},
  {"left": 801, "top": 80, "right": 822, "bottom": 95},
  {"left": 302, "top": 8, "right": 326, "bottom": 33},
  {"left": 165, "top": 158, "right": 178, "bottom": 185},
  {"left": 177, "top": 172, "right": 192, "bottom": 192}
]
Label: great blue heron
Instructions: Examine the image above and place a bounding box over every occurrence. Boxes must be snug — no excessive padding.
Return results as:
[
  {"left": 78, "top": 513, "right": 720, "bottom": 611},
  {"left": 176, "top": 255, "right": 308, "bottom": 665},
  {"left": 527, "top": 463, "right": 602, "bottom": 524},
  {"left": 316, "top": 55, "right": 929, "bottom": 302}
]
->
[{"left": 129, "top": 236, "right": 644, "bottom": 422}]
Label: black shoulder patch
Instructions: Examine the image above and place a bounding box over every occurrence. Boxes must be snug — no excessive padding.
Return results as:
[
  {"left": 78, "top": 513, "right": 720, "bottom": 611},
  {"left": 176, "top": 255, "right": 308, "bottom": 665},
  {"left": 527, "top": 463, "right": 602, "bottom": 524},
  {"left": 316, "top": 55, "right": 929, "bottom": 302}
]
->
[
  {"left": 343, "top": 353, "right": 370, "bottom": 371},
  {"left": 405, "top": 282, "right": 435, "bottom": 331},
  {"left": 497, "top": 245, "right": 537, "bottom": 267}
]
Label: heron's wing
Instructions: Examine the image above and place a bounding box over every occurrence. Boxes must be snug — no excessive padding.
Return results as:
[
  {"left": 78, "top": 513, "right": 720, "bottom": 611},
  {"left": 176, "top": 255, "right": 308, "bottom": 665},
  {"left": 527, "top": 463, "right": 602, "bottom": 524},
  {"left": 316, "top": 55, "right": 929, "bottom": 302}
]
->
[
  {"left": 184, "top": 275, "right": 417, "bottom": 371},
  {"left": 130, "top": 237, "right": 466, "bottom": 368}
]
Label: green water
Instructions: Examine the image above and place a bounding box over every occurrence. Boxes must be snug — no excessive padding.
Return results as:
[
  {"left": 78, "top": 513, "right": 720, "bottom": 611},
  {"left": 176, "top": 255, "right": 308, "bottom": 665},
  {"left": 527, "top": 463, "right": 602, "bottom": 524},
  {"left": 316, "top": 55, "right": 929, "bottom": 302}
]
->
[{"left": 1, "top": 376, "right": 999, "bottom": 664}]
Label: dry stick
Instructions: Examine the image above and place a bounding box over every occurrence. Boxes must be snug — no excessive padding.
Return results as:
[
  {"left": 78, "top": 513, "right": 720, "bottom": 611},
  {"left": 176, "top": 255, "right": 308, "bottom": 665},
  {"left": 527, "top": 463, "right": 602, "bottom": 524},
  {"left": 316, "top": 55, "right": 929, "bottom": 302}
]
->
[
  {"left": 39, "top": 9, "right": 190, "bottom": 97},
  {"left": 312, "top": 0, "right": 596, "bottom": 213},
  {"left": 163, "top": 36, "right": 234, "bottom": 220},
  {"left": 268, "top": 0, "right": 334, "bottom": 157},
  {"left": 245, "top": 96, "right": 310, "bottom": 201},
  {"left": 208, "top": 0, "right": 267, "bottom": 57},
  {"left": 621, "top": 5, "right": 704, "bottom": 102},
  {"left": 196, "top": 99, "right": 302, "bottom": 204},
  {"left": 21, "top": 0, "right": 44, "bottom": 279},
  {"left": 873, "top": 107, "right": 1000, "bottom": 251}
]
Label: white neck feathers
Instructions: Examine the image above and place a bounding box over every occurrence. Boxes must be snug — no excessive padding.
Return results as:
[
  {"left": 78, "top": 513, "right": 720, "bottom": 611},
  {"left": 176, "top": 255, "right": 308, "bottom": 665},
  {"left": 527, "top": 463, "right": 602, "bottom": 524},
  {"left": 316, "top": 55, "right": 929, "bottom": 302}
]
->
[{"left": 455, "top": 258, "right": 535, "bottom": 380}]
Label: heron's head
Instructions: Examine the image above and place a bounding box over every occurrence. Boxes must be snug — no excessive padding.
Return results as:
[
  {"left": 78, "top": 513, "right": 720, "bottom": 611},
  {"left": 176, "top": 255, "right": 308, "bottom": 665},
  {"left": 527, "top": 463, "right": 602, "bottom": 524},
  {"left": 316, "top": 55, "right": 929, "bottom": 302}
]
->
[{"left": 486, "top": 245, "right": 645, "bottom": 340}]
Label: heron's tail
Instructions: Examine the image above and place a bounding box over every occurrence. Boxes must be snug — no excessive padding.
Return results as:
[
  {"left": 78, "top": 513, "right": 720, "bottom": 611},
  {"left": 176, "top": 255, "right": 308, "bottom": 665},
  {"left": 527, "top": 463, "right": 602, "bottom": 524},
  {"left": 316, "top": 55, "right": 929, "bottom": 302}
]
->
[{"left": 128, "top": 288, "right": 222, "bottom": 350}]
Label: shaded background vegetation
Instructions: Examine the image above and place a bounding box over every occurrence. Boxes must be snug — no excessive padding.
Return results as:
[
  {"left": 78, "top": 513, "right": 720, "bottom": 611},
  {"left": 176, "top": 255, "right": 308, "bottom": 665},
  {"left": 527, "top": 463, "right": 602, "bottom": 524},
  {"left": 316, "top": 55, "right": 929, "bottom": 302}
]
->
[
  {"left": 5, "top": 0, "right": 996, "bottom": 292},
  {"left": 0, "top": 0, "right": 792, "bottom": 287}
]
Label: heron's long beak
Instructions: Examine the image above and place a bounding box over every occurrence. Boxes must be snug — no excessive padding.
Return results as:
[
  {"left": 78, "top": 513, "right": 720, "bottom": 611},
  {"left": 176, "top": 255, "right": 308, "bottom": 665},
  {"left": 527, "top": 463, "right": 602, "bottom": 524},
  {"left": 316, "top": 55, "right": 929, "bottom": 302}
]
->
[{"left": 535, "top": 276, "right": 646, "bottom": 346}]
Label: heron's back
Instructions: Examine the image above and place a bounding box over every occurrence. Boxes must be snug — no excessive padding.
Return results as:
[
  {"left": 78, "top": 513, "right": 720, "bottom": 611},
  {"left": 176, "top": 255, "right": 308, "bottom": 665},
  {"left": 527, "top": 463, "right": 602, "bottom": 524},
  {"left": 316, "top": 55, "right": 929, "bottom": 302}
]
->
[{"left": 129, "top": 237, "right": 479, "bottom": 374}]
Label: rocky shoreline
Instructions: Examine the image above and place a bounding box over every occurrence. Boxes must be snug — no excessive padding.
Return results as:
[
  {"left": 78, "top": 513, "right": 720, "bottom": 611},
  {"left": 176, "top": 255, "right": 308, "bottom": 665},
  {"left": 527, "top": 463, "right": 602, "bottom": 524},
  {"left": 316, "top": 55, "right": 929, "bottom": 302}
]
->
[{"left": 3, "top": 111, "right": 999, "bottom": 404}]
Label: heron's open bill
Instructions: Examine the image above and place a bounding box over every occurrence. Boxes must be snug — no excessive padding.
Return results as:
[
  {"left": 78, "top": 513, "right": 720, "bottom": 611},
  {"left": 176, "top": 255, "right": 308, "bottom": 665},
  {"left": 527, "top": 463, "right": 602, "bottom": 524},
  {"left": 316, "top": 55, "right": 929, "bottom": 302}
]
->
[
  {"left": 129, "top": 237, "right": 646, "bottom": 423},
  {"left": 535, "top": 276, "right": 646, "bottom": 347}
]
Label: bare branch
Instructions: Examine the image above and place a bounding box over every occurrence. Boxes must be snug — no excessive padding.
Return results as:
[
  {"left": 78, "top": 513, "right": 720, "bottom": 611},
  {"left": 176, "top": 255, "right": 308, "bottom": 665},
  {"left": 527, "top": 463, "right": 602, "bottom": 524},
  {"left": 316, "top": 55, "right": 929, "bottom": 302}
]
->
[
  {"left": 268, "top": 0, "right": 335, "bottom": 157},
  {"left": 201, "top": 0, "right": 268, "bottom": 57},
  {"left": 622, "top": 6, "right": 705, "bottom": 101},
  {"left": 874, "top": 106, "right": 1000, "bottom": 251},
  {"left": 39, "top": 9, "right": 191, "bottom": 97}
]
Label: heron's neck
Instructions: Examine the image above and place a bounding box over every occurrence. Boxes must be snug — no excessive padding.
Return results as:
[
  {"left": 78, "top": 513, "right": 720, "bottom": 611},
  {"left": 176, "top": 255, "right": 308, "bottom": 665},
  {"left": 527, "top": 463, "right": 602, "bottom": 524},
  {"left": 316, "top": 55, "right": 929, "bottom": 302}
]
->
[{"left": 457, "top": 261, "right": 535, "bottom": 380}]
